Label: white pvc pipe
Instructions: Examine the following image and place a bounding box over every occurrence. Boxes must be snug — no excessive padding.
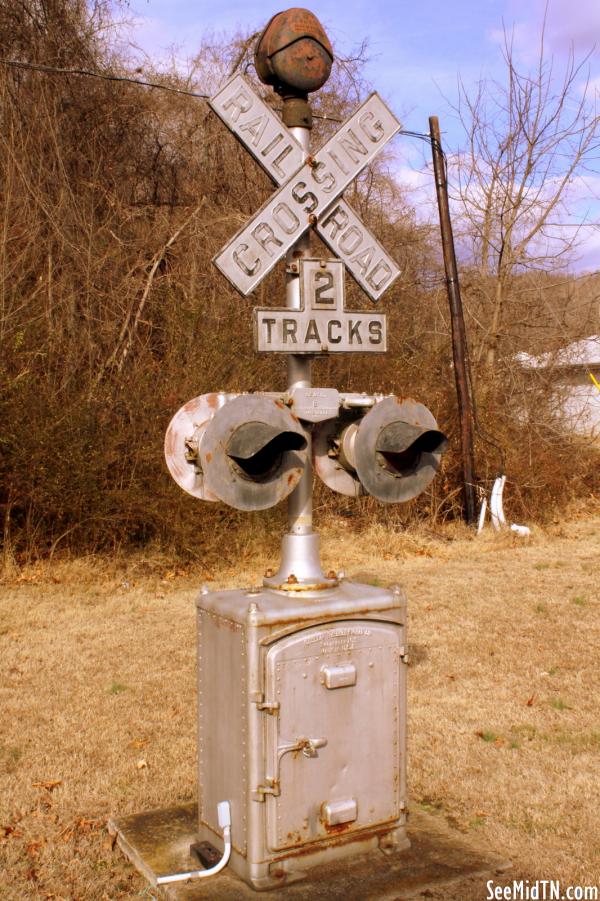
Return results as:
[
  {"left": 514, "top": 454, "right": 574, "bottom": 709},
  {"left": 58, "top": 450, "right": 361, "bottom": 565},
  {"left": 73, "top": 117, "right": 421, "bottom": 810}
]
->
[
  {"left": 489, "top": 475, "right": 506, "bottom": 531},
  {"left": 477, "top": 495, "right": 487, "bottom": 534},
  {"left": 156, "top": 801, "right": 231, "bottom": 885},
  {"left": 478, "top": 475, "right": 530, "bottom": 537},
  {"left": 510, "top": 523, "right": 531, "bottom": 537}
]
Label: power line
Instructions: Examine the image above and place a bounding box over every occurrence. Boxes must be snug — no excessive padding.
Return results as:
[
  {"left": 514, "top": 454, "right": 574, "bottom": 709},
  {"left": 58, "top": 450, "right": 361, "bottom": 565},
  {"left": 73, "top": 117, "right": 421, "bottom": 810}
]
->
[
  {"left": 0, "top": 57, "right": 210, "bottom": 99},
  {"left": 0, "top": 58, "right": 448, "bottom": 136},
  {"left": 0, "top": 57, "right": 347, "bottom": 123}
]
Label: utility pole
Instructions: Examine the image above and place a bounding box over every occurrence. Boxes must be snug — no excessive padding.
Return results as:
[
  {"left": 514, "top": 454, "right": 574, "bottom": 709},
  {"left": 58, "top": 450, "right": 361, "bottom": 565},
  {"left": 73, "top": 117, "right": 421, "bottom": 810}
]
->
[{"left": 429, "top": 116, "right": 477, "bottom": 524}]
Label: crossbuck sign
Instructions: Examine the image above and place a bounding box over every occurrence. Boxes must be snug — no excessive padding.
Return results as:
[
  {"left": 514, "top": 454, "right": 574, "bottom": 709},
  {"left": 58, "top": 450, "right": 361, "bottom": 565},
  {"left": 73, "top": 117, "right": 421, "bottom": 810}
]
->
[{"left": 211, "top": 74, "right": 401, "bottom": 303}]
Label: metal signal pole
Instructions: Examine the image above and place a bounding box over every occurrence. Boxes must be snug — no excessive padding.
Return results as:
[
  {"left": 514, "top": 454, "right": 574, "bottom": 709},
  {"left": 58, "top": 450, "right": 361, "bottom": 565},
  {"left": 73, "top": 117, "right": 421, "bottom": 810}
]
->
[
  {"left": 429, "top": 116, "right": 477, "bottom": 525},
  {"left": 285, "top": 115, "right": 313, "bottom": 539}
]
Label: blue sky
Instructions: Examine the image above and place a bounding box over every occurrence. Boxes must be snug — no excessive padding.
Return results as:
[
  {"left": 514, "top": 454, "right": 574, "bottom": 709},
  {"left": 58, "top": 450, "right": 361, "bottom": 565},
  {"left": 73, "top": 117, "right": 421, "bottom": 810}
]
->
[{"left": 119, "top": 0, "right": 600, "bottom": 270}]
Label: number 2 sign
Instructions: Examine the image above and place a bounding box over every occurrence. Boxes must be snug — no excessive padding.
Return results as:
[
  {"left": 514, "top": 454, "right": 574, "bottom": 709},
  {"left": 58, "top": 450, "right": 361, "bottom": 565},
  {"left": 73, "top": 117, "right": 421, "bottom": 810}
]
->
[{"left": 301, "top": 259, "right": 344, "bottom": 310}]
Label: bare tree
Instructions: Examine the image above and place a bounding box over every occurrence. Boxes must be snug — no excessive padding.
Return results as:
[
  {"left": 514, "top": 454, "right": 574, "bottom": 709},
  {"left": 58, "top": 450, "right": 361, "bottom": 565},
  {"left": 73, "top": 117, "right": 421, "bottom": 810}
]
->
[{"left": 452, "top": 19, "right": 600, "bottom": 366}]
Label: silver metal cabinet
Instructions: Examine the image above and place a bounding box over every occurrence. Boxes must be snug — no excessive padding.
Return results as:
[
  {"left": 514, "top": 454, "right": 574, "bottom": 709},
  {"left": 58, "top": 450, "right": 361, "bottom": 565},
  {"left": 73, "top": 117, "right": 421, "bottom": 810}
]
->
[{"left": 197, "top": 580, "right": 408, "bottom": 890}]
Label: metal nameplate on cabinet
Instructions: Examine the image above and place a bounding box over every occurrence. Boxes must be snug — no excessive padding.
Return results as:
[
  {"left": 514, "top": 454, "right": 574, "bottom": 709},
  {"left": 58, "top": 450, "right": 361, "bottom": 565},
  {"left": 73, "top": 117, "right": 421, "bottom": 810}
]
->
[
  {"left": 321, "top": 663, "right": 357, "bottom": 689},
  {"left": 322, "top": 798, "right": 357, "bottom": 826}
]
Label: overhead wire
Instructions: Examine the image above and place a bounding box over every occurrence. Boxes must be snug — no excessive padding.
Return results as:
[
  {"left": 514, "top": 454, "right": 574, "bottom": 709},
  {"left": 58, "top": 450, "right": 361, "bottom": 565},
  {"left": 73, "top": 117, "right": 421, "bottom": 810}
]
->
[
  {"left": 0, "top": 57, "right": 211, "bottom": 98},
  {"left": 0, "top": 57, "right": 339, "bottom": 121}
]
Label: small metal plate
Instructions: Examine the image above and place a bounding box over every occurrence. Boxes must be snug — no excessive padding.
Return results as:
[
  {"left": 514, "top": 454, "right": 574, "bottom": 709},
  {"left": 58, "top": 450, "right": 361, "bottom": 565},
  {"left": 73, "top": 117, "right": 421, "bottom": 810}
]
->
[
  {"left": 321, "top": 663, "right": 357, "bottom": 689},
  {"left": 299, "top": 258, "right": 345, "bottom": 310},
  {"left": 288, "top": 387, "right": 340, "bottom": 423},
  {"left": 213, "top": 93, "right": 401, "bottom": 296},
  {"left": 323, "top": 799, "right": 358, "bottom": 826}
]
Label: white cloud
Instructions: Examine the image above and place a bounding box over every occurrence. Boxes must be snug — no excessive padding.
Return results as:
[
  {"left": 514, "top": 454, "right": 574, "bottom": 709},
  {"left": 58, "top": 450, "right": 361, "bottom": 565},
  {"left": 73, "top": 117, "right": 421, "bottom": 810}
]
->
[{"left": 503, "top": 0, "right": 600, "bottom": 60}]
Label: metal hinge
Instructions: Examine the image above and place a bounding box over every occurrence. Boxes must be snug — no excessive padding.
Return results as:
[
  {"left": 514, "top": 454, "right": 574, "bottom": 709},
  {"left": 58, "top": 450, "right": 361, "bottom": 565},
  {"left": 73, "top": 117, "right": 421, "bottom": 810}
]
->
[
  {"left": 251, "top": 692, "right": 280, "bottom": 714},
  {"left": 252, "top": 779, "right": 280, "bottom": 802}
]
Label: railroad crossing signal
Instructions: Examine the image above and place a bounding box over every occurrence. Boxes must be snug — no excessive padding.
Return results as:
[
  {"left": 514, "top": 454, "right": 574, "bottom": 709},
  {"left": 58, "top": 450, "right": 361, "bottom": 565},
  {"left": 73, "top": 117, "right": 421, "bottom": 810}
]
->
[
  {"left": 210, "top": 74, "right": 401, "bottom": 303},
  {"left": 119, "top": 12, "right": 451, "bottom": 896}
]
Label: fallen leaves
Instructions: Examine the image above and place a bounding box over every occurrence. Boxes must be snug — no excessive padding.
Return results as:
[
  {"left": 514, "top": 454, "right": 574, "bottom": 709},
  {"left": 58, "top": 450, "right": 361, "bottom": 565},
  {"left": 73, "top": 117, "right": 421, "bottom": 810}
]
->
[
  {"left": 26, "top": 839, "right": 45, "bottom": 857},
  {"left": 59, "top": 818, "right": 103, "bottom": 842},
  {"left": 32, "top": 780, "right": 62, "bottom": 792},
  {"left": 474, "top": 730, "right": 504, "bottom": 746}
]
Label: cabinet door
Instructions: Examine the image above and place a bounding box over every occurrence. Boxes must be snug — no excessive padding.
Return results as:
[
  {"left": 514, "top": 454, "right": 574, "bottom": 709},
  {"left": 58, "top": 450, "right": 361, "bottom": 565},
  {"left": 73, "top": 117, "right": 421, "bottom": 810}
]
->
[{"left": 264, "top": 620, "right": 404, "bottom": 851}]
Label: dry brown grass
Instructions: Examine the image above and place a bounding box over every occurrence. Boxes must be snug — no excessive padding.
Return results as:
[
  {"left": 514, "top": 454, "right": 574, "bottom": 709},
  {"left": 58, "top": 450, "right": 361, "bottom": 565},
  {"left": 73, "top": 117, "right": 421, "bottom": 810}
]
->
[{"left": 1, "top": 512, "right": 600, "bottom": 899}]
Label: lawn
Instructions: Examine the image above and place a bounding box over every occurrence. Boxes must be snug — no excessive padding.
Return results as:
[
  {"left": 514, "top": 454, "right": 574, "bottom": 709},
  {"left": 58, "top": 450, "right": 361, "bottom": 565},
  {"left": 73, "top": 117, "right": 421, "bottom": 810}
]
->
[{"left": 1, "top": 513, "right": 599, "bottom": 899}]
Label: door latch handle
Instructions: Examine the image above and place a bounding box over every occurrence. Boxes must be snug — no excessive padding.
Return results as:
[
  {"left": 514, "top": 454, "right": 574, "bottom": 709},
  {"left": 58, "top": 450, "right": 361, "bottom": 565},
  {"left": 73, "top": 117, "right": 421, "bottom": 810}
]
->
[
  {"left": 277, "top": 736, "right": 328, "bottom": 762},
  {"left": 302, "top": 737, "right": 327, "bottom": 757}
]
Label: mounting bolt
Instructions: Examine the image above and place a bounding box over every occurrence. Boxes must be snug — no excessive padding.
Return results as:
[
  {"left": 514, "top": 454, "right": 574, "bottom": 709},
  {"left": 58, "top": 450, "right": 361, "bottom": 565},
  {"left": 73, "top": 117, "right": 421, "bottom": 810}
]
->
[
  {"left": 265, "top": 567, "right": 274, "bottom": 578},
  {"left": 287, "top": 573, "right": 298, "bottom": 584},
  {"left": 327, "top": 569, "right": 337, "bottom": 580},
  {"left": 308, "top": 214, "right": 317, "bottom": 226}
]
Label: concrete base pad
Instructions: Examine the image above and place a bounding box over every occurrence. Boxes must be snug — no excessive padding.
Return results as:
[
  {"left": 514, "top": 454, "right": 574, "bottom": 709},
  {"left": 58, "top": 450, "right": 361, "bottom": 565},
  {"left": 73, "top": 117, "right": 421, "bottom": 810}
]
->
[{"left": 108, "top": 804, "right": 511, "bottom": 900}]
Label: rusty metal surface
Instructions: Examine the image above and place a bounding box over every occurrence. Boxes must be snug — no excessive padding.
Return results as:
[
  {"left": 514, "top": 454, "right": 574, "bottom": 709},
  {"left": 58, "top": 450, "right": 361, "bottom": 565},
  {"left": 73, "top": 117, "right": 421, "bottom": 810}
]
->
[
  {"left": 263, "top": 621, "right": 404, "bottom": 851},
  {"left": 254, "top": 8, "right": 333, "bottom": 93},
  {"left": 313, "top": 396, "right": 448, "bottom": 502},
  {"left": 109, "top": 803, "right": 511, "bottom": 900},
  {"left": 164, "top": 394, "right": 237, "bottom": 501},
  {"left": 313, "top": 409, "right": 365, "bottom": 497},
  {"left": 194, "top": 581, "right": 405, "bottom": 631},
  {"left": 200, "top": 394, "right": 308, "bottom": 511},
  {"left": 353, "top": 397, "right": 447, "bottom": 504},
  {"left": 262, "top": 532, "right": 337, "bottom": 592}
]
